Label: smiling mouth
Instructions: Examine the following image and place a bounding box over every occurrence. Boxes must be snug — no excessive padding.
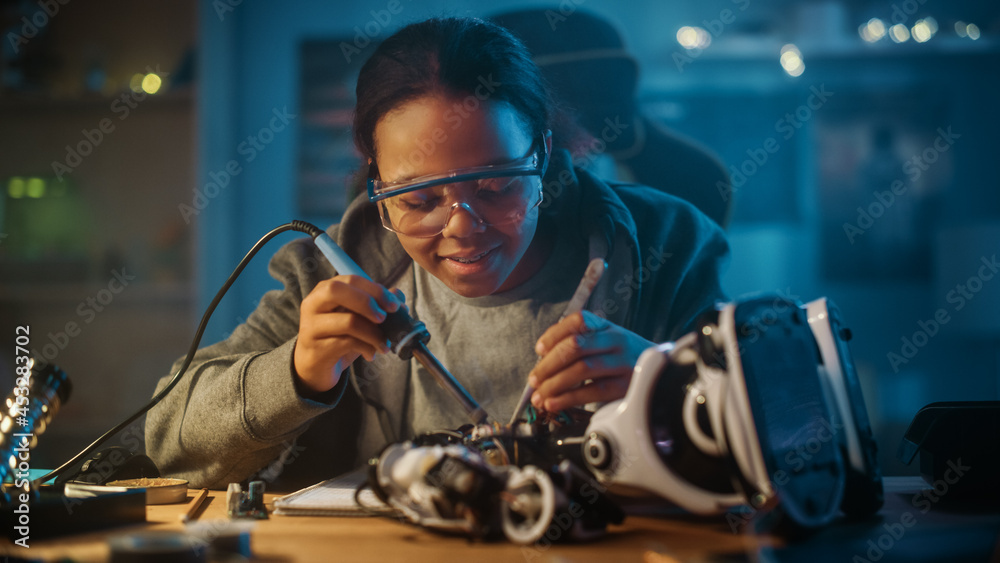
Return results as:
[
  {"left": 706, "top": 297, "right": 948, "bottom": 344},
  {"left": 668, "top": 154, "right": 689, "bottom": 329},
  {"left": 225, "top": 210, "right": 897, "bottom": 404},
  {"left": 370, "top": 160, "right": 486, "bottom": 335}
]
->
[{"left": 445, "top": 248, "right": 495, "bottom": 264}]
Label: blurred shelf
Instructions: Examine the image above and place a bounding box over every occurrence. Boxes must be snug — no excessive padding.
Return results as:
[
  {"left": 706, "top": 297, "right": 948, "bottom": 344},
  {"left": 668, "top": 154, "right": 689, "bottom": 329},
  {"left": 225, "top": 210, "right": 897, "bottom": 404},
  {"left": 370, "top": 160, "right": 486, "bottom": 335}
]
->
[
  {"left": 644, "top": 36, "right": 999, "bottom": 94},
  {"left": 0, "top": 281, "right": 193, "bottom": 305},
  {"left": 658, "top": 35, "right": 999, "bottom": 62},
  {"left": 0, "top": 89, "right": 193, "bottom": 113}
]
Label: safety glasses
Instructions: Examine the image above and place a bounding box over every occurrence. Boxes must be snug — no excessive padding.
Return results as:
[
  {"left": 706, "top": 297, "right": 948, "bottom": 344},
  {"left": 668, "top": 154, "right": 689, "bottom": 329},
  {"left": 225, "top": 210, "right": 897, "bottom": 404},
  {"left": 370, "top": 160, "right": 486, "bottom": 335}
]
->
[{"left": 366, "top": 134, "right": 549, "bottom": 237}]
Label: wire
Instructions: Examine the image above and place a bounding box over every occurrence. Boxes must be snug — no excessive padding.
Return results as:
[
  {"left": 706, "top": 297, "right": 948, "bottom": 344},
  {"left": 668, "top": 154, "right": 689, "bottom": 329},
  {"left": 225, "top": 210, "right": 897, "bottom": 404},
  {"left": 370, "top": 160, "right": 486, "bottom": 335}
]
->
[{"left": 36, "top": 221, "right": 320, "bottom": 486}]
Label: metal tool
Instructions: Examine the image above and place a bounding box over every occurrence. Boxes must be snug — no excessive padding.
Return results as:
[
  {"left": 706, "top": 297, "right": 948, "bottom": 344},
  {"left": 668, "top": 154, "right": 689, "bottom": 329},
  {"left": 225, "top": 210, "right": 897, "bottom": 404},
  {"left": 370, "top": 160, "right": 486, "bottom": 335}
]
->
[
  {"left": 508, "top": 258, "right": 606, "bottom": 425},
  {"left": 313, "top": 233, "right": 488, "bottom": 424}
]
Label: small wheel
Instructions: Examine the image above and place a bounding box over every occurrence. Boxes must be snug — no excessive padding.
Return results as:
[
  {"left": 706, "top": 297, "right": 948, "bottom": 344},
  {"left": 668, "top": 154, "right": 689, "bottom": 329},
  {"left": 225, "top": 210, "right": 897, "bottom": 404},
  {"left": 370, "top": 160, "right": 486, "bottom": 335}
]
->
[{"left": 501, "top": 466, "right": 558, "bottom": 544}]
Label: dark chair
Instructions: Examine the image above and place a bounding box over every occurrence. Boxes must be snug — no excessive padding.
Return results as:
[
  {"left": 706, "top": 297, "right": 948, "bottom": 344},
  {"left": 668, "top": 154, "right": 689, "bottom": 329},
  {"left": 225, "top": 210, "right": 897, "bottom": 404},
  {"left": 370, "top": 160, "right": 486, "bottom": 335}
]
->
[{"left": 491, "top": 8, "right": 732, "bottom": 228}]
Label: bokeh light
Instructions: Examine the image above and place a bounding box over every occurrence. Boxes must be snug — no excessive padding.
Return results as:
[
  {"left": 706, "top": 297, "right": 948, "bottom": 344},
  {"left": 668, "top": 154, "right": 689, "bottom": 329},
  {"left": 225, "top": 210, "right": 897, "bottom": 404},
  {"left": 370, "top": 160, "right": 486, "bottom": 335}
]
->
[
  {"left": 859, "top": 18, "right": 887, "bottom": 43},
  {"left": 889, "top": 23, "right": 910, "bottom": 43},
  {"left": 780, "top": 44, "right": 804, "bottom": 77},
  {"left": 129, "top": 73, "right": 144, "bottom": 93},
  {"left": 141, "top": 73, "right": 162, "bottom": 94},
  {"left": 677, "top": 26, "right": 711, "bottom": 50},
  {"left": 923, "top": 17, "right": 939, "bottom": 35},
  {"left": 912, "top": 20, "right": 931, "bottom": 42},
  {"left": 7, "top": 177, "right": 25, "bottom": 199},
  {"left": 26, "top": 178, "right": 45, "bottom": 198}
]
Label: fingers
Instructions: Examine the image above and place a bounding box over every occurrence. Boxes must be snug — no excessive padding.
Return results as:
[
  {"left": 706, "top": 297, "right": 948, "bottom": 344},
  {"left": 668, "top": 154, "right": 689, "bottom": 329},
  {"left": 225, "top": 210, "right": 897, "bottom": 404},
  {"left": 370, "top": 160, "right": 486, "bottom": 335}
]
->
[
  {"left": 294, "top": 277, "right": 407, "bottom": 392},
  {"left": 295, "top": 309, "right": 385, "bottom": 392},
  {"left": 300, "top": 276, "right": 405, "bottom": 351},
  {"left": 302, "top": 310, "right": 390, "bottom": 355},
  {"left": 529, "top": 352, "right": 631, "bottom": 413},
  {"left": 530, "top": 313, "right": 615, "bottom": 387},
  {"left": 533, "top": 375, "right": 632, "bottom": 413},
  {"left": 304, "top": 276, "right": 404, "bottom": 324},
  {"left": 534, "top": 312, "right": 609, "bottom": 355},
  {"left": 531, "top": 346, "right": 624, "bottom": 396},
  {"left": 530, "top": 311, "right": 647, "bottom": 411}
]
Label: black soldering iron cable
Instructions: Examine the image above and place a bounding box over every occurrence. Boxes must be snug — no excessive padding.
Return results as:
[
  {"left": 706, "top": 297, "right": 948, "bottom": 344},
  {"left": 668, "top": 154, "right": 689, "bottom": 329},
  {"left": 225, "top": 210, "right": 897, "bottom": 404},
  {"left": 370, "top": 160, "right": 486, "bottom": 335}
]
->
[{"left": 36, "top": 221, "right": 320, "bottom": 486}]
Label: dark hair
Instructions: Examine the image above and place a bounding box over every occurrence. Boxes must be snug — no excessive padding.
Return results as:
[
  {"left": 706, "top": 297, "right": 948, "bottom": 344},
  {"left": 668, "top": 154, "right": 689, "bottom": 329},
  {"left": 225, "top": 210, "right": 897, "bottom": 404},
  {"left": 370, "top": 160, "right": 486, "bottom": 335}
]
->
[{"left": 353, "top": 17, "right": 554, "bottom": 161}]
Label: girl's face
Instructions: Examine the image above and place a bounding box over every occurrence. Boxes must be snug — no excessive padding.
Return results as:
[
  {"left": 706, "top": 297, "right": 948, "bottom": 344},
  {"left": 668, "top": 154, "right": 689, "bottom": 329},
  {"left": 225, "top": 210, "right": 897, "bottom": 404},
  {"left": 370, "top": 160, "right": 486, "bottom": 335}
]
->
[{"left": 373, "top": 96, "right": 549, "bottom": 298}]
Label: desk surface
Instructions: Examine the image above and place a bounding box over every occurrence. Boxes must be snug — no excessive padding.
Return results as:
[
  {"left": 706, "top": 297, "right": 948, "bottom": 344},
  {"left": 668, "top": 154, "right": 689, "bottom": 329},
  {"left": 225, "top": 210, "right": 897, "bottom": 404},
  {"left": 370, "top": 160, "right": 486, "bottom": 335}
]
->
[{"left": 2, "top": 477, "right": 998, "bottom": 562}]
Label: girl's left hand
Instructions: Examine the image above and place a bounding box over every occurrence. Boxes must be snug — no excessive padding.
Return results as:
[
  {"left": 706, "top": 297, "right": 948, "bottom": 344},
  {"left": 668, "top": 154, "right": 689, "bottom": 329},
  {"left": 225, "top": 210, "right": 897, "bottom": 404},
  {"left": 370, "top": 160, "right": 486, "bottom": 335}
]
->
[{"left": 528, "top": 311, "right": 654, "bottom": 412}]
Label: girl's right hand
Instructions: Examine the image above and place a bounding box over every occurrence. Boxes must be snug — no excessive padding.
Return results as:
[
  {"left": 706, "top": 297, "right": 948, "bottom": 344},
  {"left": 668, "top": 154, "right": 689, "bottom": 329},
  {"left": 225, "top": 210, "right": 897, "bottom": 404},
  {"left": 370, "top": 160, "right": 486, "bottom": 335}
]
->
[{"left": 293, "top": 275, "right": 405, "bottom": 393}]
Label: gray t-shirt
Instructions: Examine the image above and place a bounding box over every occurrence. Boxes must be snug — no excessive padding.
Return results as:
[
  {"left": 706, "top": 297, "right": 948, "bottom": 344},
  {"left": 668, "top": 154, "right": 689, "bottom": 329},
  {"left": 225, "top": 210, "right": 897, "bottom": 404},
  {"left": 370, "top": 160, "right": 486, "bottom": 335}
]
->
[{"left": 402, "top": 227, "right": 587, "bottom": 434}]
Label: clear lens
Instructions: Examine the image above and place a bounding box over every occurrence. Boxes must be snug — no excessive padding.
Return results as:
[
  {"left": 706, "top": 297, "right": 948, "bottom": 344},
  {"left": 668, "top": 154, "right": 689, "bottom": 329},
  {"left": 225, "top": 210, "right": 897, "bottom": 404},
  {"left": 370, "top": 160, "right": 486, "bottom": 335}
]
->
[{"left": 378, "top": 176, "right": 542, "bottom": 237}]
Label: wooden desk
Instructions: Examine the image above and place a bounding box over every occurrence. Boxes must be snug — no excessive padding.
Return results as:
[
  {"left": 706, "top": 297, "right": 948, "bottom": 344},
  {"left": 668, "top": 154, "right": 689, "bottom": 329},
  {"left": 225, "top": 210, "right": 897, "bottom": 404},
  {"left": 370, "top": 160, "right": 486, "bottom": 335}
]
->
[{"left": 2, "top": 477, "right": 998, "bottom": 562}]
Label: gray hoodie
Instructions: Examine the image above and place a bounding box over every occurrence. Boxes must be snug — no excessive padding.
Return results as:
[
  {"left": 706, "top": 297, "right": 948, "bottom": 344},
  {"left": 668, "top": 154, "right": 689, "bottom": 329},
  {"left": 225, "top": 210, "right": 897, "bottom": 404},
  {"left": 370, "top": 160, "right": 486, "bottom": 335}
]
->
[{"left": 144, "top": 150, "right": 730, "bottom": 490}]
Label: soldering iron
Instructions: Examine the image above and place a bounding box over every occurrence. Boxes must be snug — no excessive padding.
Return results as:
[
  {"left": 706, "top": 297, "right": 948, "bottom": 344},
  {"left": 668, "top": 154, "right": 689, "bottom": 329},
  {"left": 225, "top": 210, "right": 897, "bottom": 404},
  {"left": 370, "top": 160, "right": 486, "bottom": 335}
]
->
[
  {"left": 36, "top": 219, "right": 487, "bottom": 487},
  {"left": 295, "top": 221, "right": 488, "bottom": 425}
]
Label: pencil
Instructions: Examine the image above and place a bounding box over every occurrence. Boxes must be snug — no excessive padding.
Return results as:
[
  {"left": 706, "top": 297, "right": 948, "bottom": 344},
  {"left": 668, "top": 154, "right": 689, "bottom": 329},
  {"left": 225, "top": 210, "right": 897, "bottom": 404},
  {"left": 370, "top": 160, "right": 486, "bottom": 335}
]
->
[{"left": 180, "top": 488, "right": 209, "bottom": 523}]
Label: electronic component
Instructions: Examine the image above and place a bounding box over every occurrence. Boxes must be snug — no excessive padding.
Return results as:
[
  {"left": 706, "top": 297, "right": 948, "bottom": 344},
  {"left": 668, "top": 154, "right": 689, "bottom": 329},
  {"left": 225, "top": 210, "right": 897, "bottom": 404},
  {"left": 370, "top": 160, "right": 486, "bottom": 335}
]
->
[
  {"left": 226, "top": 481, "right": 269, "bottom": 519},
  {"left": 369, "top": 294, "right": 884, "bottom": 542},
  {"left": 367, "top": 415, "right": 622, "bottom": 544}
]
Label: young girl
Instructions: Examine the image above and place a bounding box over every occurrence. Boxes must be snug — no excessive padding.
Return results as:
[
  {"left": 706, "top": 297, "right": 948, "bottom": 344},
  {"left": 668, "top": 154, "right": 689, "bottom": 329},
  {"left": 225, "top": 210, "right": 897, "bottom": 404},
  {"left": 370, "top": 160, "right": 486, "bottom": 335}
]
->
[{"left": 146, "top": 17, "right": 729, "bottom": 490}]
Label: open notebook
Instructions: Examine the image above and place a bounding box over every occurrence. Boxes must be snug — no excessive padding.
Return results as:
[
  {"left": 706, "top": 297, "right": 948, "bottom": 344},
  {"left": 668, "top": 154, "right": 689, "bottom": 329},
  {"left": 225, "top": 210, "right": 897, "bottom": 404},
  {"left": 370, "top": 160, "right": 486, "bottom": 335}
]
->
[{"left": 273, "top": 468, "right": 398, "bottom": 517}]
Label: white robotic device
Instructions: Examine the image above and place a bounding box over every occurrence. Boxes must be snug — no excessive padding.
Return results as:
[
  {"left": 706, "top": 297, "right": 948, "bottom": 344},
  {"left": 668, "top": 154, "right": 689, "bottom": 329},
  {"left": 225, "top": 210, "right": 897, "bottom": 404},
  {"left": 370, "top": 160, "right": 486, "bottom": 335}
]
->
[{"left": 582, "top": 295, "right": 883, "bottom": 529}]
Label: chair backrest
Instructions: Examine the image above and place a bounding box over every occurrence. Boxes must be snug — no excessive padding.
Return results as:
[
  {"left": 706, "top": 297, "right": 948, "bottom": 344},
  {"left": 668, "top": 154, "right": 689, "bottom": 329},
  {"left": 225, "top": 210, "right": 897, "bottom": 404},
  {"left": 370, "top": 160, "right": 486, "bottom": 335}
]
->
[{"left": 491, "top": 8, "right": 732, "bottom": 228}]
